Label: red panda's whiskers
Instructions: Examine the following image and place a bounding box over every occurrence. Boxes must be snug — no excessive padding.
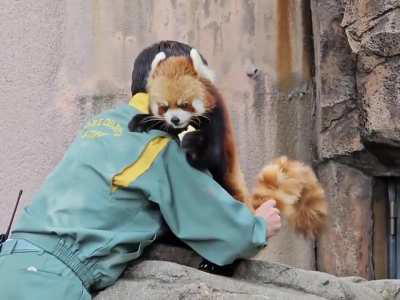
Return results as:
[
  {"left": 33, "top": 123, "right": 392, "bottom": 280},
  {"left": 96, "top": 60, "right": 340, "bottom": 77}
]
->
[
  {"left": 147, "top": 120, "right": 165, "bottom": 130},
  {"left": 141, "top": 116, "right": 164, "bottom": 123},
  {"left": 161, "top": 123, "right": 171, "bottom": 132},
  {"left": 191, "top": 117, "right": 201, "bottom": 127},
  {"left": 146, "top": 116, "right": 164, "bottom": 120},
  {"left": 194, "top": 114, "right": 210, "bottom": 123}
]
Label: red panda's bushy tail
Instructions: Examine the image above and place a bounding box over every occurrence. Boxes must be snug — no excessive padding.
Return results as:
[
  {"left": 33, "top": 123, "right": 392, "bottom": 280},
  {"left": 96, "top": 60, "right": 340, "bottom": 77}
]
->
[{"left": 250, "top": 156, "right": 327, "bottom": 238}]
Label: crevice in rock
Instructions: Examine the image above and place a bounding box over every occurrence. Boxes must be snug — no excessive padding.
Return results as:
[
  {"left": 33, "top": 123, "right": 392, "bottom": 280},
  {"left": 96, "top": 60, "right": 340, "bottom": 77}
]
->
[
  {"left": 359, "top": 58, "right": 387, "bottom": 74},
  {"left": 322, "top": 150, "right": 400, "bottom": 177},
  {"left": 320, "top": 102, "right": 357, "bottom": 133},
  {"left": 263, "top": 279, "right": 347, "bottom": 300},
  {"left": 342, "top": 5, "right": 400, "bottom": 38},
  {"left": 368, "top": 52, "right": 400, "bottom": 59}
]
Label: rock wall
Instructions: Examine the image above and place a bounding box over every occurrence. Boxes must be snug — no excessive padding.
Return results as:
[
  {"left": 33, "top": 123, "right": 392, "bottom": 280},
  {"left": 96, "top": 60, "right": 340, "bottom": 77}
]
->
[
  {"left": 94, "top": 244, "right": 400, "bottom": 300},
  {"left": 312, "top": 0, "right": 400, "bottom": 278}
]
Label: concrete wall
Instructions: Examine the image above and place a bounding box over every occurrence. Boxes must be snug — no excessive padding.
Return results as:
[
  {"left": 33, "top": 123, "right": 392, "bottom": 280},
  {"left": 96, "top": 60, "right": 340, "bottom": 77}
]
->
[{"left": 0, "top": 0, "right": 315, "bottom": 269}]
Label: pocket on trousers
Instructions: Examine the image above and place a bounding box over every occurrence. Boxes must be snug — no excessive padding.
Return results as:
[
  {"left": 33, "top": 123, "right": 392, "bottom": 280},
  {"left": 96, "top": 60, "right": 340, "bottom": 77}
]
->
[
  {"left": 0, "top": 255, "right": 88, "bottom": 300},
  {"left": 9, "top": 251, "right": 64, "bottom": 277},
  {"left": 19, "top": 262, "right": 92, "bottom": 300},
  {"left": 16, "top": 268, "right": 87, "bottom": 300}
]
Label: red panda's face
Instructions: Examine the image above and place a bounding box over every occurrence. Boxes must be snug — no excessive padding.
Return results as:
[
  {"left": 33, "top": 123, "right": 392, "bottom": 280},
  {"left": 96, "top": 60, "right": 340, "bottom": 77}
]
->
[
  {"left": 147, "top": 56, "right": 213, "bottom": 130},
  {"left": 152, "top": 101, "right": 203, "bottom": 129},
  {"left": 149, "top": 77, "right": 207, "bottom": 129}
]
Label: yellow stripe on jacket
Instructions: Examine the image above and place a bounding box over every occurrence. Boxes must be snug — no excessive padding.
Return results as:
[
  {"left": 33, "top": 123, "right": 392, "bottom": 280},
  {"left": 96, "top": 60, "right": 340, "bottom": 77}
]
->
[{"left": 112, "top": 137, "right": 170, "bottom": 191}]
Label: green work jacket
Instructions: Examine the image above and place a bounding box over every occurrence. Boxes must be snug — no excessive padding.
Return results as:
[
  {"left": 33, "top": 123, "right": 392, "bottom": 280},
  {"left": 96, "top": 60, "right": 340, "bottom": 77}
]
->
[{"left": 11, "top": 93, "right": 267, "bottom": 291}]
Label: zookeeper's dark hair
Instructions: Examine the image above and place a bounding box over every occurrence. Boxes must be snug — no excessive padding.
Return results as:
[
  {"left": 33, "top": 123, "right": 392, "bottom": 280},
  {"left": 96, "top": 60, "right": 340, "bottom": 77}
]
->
[{"left": 131, "top": 40, "right": 208, "bottom": 96}]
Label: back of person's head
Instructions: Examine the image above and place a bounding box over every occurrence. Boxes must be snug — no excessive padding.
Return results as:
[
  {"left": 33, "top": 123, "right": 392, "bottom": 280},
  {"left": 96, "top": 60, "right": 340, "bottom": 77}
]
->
[{"left": 131, "top": 40, "right": 208, "bottom": 96}]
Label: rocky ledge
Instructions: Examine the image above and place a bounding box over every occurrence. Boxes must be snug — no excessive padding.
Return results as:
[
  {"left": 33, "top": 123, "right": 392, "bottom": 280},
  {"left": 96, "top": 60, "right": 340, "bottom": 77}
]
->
[{"left": 94, "top": 243, "right": 400, "bottom": 299}]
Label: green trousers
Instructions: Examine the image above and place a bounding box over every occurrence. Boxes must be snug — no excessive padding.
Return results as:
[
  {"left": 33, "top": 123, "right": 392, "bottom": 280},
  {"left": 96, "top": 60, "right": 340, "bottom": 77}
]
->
[{"left": 0, "top": 239, "right": 91, "bottom": 300}]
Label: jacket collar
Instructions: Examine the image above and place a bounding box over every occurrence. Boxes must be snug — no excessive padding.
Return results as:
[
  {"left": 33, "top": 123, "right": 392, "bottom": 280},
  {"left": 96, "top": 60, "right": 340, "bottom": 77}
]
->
[{"left": 129, "top": 93, "right": 150, "bottom": 114}]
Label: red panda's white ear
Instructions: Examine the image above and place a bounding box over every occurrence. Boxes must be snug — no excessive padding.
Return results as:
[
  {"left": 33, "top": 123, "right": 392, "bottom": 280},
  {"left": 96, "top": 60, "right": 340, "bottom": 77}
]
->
[
  {"left": 149, "top": 51, "right": 166, "bottom": 79},
  {"left": 190, "top": 49, "right": 216, "bottom": 83}
]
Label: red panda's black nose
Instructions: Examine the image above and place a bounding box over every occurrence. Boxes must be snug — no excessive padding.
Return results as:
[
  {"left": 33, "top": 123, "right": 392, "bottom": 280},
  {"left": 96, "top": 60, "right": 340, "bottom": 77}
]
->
[{"left": 171, "top": 117, "right": 180, "bottom": 125}]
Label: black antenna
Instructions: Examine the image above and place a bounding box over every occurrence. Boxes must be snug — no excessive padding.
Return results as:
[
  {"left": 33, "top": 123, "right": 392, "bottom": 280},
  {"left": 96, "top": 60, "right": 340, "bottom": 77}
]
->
[{"left": 1, "top": 190, "right": 23, "bottom": 244}]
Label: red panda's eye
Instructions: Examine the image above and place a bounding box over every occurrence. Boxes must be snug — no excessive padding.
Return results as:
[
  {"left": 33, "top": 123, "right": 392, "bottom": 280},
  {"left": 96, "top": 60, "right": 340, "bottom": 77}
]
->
[
  {"left": 158, "top": 105, "right": 168, "bottom": 115},
  {"left": 179, "top": 103, "right": 189, "bottom": 109}
]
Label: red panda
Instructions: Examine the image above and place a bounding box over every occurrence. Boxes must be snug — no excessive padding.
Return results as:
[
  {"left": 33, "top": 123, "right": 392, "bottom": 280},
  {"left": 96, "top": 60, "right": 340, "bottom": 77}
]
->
[
  {"left": 129, "top": 49, "right": 250, "bottom": 208},
  {"left": 129, "top": 49, "right": 327, "bottom": 238}
]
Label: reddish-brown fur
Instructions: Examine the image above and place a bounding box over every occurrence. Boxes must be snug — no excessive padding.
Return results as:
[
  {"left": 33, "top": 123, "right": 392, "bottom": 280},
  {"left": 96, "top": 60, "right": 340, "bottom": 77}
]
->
[
  {"left": 251, "top": 156, "right": 327, "bottom": 237},
  {"left": 199, "top": 78, "right": 250, "bottom": 206}
]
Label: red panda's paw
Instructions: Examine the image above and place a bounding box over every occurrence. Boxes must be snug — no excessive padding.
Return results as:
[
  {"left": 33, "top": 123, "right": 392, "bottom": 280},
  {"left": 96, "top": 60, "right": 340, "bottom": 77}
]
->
[
  {"left": 128, "top": 114, "right": 158, "bottom": 133},
  {"left": 181, "top": 130, "right": 208, "bottom": 170},
  {"left": 181, "top": 130, "right": 206, "bottom": 152},
  {"left": 198, "top": 259, "right": 235, "bottom": 277}
]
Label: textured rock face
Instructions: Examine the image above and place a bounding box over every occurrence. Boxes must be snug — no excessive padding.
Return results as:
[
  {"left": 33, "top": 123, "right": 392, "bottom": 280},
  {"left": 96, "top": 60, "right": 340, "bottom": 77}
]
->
[
  {"left": 312, "top": 0, "right": 400, "bottom": 174},
  {"left": 317, "top": 162, "right": 373, "bottom": 279},
  {"left": 342, "top": 1, "right": 400, "bottom": 57},
  {"left": 94, "top": 244, "right": 400, "bottom": 300},
  {"left": 312, "top": 0, "right": 400, "bottom": 278},
  {"left": 96, "top": 261, "right": 324, "bottom": 300},
  {"left": 311, "top": 0, "right": 363, "bottom": 160},
  {"left": 345, "top": 1, "right": 400, "bottom": 170}
]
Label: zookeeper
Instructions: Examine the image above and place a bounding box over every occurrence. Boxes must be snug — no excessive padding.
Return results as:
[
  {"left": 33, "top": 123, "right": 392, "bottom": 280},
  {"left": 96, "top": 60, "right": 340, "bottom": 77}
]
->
[{"left": 0, "top": 41, "right": 281, "bottom": 300}]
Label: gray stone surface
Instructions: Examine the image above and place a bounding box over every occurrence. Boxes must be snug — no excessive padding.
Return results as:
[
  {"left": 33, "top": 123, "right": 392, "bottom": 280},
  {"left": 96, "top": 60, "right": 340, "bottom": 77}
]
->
[
  {"left": 343, "top": 1, "right": 400, "bottom": 170},
  {"left": 317, "top": 161, "right": 373, "bottom": 279},
  {"left": 361, "top": 280, "right": 400, "bottom": 300},
  {"left": 312, "top": 0, "right": 400, "bottom": 278},
  {"left": 94, "top": 244, "right": 400, "bottom": 299},
  {"left": 342, "top": 1, "right": 400, "bottom": 56},
  {"left": 312, "top": 0, "right": 400, "bottom": 173},
  {"left": 95, "top": 261, "right": 324, "bottom": 300},
  {"left": 311, "top": 0, "right": 363, "bottom": 160}
]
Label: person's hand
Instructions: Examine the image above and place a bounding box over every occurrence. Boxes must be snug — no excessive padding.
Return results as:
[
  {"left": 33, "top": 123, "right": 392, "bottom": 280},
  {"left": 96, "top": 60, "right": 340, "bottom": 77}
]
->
[{"left": 255, "top": 199, "right": 281, "bottom": 238}]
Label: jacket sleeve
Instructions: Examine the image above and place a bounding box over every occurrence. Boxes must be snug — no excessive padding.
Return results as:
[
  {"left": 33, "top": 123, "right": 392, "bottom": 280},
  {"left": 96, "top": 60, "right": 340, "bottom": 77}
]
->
[{"left": 154, "top": 141, "right": 267, "bottom": 266}]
